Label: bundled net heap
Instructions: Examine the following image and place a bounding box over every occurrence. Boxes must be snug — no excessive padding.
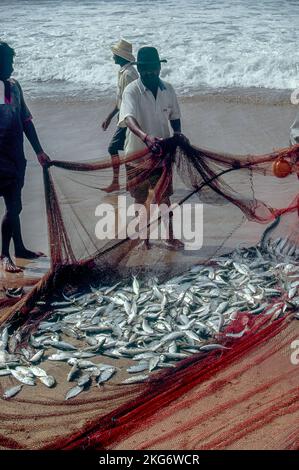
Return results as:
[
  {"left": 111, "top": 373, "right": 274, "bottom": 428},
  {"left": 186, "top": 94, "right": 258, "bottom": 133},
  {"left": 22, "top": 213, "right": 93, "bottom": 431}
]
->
[{"left": 0, "top": 135, "right": 299, "bottom": 450}]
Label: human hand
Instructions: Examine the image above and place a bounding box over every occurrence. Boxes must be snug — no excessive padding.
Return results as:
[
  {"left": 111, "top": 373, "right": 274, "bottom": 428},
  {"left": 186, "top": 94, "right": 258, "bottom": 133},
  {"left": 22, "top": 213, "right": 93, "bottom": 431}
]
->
[
  {"left": 102, "top": 117, "right": 111, "bottom": 131},
  {"left": 37, "top": 151, "right": 51, "bottom": 167},
  {"left": 143, "top": 135, "right": 163, "bottom": 156}
]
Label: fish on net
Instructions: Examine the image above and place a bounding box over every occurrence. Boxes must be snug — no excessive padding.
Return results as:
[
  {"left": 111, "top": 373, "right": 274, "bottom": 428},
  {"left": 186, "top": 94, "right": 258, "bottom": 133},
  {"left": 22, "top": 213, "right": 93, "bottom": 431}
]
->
[{"left": 0, "top": 135, "right": 299, "bottom": 450}]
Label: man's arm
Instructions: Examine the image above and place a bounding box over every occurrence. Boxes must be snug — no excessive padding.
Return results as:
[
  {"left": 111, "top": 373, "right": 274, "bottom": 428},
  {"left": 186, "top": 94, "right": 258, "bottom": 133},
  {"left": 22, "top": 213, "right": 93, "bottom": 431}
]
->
[
  {"left": 16, "top": 80, "right": 50, "bottom": 166},
  {"left": 169, "top": 86, "right": 189, "bottom": 143},
  {"left": 170, "top": 119, "right": 181, "bottom": 133},
  {"left": 102, "top": 105, "right": 119, "bottom": 131},
  {"left": 171, "top": 119, "right": 189, "bottom": 145},
  {"left": 125, "top": 116, "right": 146, "bottom": 142},
  {"left": 125, "top": 116, "right": 162, "bottom": 153},
  {"left": 23, "top": 120, "right": 50, "bottom": 166}
]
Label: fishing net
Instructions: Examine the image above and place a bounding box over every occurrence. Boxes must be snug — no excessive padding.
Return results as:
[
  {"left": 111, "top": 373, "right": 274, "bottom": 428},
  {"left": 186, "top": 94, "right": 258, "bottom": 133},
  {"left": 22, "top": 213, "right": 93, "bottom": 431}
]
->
[{"left": 0, "top": 135, "right": 299, "bottom": 450}]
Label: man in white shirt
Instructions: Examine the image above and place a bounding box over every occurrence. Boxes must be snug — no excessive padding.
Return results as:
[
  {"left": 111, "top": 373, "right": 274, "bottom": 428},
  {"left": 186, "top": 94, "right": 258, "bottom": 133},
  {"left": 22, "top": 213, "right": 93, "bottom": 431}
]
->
[
  {"left": 118, "top": 46, "right": 186, "bottom": 249},
  {"left": 290, "top": 111, "right": 299, "bottom": 145},
  {"left": 101, "top": 39, "right": 138, "bottom": 192}
]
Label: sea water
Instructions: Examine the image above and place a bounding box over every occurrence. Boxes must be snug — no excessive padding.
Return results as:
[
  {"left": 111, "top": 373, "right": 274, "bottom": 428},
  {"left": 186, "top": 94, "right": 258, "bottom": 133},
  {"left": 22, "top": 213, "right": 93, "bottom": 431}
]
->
[{"left": 0, "top": 0, "right": 298, "bottom": 99}]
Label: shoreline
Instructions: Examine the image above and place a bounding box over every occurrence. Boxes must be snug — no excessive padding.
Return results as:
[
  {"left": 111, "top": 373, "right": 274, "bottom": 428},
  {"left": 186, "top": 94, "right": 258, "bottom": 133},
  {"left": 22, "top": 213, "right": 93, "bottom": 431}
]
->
[{"left": 24, "top": 85, "right": 296, "bottom": 107}]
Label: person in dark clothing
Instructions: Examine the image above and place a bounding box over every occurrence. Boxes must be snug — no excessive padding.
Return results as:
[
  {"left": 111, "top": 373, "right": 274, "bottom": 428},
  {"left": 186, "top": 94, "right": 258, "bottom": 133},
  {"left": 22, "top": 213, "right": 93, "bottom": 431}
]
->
[{"left": 0, "top": 41, "right": 50, "bottom": 273}]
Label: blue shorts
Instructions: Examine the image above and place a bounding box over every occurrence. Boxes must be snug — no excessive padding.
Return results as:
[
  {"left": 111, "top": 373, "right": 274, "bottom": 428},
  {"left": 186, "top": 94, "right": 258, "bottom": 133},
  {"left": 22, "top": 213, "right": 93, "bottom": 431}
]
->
[{"left": 108, "top": 126, "right": 126, "bottom": 156}]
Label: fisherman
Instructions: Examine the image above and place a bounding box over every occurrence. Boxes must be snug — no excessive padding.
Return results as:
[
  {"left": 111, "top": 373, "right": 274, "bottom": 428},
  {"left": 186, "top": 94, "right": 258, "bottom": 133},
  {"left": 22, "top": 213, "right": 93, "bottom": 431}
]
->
[
  {"left": 118, "top": 46, "right": 187, "bottom": 250},
  {"left": 290, "top": 110, "right": 299, "bottom": 145},
  {"left": 101, "top": 39, "right": 138, "bottom": 192},
  {"left": 0, "top": 41, "right": 50, "bottom": 273}
]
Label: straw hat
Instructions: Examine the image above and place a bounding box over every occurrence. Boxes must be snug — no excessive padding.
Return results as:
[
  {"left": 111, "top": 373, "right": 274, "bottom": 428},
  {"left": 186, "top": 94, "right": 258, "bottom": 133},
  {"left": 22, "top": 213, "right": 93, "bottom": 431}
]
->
[{"left": 111, "top": 39, "right": 135, "bottom": 62}]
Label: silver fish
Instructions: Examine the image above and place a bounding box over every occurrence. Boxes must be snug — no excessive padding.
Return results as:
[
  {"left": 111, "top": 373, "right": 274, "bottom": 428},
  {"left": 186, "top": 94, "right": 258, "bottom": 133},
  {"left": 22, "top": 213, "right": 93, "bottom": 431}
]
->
[
  {"left": 149, "top": 356, "right": 160, "bottom": 372},
  {"left": 0, "top": 327, "right": 9, "bottom": 350},
  {"left": 67, "top": 363, "right": 79, "bottom": 382},
  {"left": 77, "top": 374, "right": 91, "bottom": 387},
  {"left": 65, "top": 385, "right": 84, "bottom": 400},
  {"left": 68, "top": 359, "right": 96, "bottom": 369},
  {"left": 3, "top": 384, "right": 22, "bottom": 399},
  {"left": 127, "top": 362, "right": 149, "bottom": 373},
  {"left": 29, "top": 349, "right": 44, "bottom": 363},
  {"left": 39, "top": 375, "right": 56, "bottom": 387},
  {"left": 132, "top": 276, "right": 140, "bottom": 297},
  {"left": 199, "top": 344, "right": 230, "bottom": 352},
  {"left": 11, "top": 369, "right": 35, "bottom": 386},
  {"left": 97, "top": 367, "right": 116, "bottom": 384},
  {"left": 44, "top": 340, "right": 77, "bottom": 351},
  {"left": 48, "top": 352, "right": 74, "bottom": 361},
  {"left": 29, "top": 366, "right": 48, "bottom": 377},
  {"left": 0, "top": 369, "right": 12, "bottom": 376},
  {"left": 15, "top": 366, "right": 34, "bottom": 377},
  {"left": 122, "top": 374, "right": 149, "bottom": 384}
]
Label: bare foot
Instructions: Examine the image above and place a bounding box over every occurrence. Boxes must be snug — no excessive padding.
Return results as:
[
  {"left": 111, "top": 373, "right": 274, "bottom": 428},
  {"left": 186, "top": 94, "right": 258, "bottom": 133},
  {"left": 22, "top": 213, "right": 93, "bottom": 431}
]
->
[
  {"left": 101, "top": 182, "right": 120, "bottom": 193},
  {"left": 1, "top": 256, "right": 23, "bottom": 273},
  {"left": 15, "top": 249, "right": 46, "bottom": 259},
  {"left": 163, "top": 238, "right": 185, "bottom": 250}
]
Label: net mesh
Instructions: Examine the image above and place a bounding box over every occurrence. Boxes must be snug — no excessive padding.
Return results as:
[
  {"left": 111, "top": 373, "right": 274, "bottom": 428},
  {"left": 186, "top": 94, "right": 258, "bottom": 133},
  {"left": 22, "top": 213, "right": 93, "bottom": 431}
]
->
[{"left": 0, "top": 135, "right": 299, "bottom": 450}]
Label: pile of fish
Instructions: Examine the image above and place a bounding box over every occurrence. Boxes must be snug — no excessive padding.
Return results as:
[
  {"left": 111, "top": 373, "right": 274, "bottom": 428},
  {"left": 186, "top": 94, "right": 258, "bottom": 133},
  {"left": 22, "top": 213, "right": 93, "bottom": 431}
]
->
[{"left": 1, "top": 239, "right": 299, "bottom": 400}]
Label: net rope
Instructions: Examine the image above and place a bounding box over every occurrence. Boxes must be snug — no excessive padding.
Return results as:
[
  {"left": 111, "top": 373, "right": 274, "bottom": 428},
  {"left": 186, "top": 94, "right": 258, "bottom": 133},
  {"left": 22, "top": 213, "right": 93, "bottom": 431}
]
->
[{"left": 0, "top": 135, "right": 299, "bottom": 449}]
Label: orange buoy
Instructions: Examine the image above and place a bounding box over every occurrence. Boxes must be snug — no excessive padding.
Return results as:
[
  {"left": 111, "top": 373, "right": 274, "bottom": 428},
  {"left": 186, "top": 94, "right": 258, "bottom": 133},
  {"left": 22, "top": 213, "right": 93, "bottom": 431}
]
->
[{"left": 272, "top": 157, "right": 292, "bottom": 178}]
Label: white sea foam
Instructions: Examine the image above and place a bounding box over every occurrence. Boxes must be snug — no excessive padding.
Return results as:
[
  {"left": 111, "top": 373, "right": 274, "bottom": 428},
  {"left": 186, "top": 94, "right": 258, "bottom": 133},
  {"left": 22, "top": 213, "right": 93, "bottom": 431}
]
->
[{"left": 1, "top": 0, "right": 299, "bottom": 100}]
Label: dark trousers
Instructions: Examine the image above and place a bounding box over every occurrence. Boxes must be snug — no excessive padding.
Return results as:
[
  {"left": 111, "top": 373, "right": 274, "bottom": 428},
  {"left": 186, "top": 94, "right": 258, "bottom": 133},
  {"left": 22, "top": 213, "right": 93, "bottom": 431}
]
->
[
  {"left": 108, "top": 126, "right": 126, "bottom": 156},
  {"left": 0, "top": 182, "right": 24, "bottom": 255}
]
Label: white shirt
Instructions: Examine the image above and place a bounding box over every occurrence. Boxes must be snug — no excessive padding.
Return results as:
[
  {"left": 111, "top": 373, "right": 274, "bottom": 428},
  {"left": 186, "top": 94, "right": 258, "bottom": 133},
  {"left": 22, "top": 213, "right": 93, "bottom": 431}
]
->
[
  {"left": 290, "top": 111, "right": 299, "bottom": 145},
  {"left": 0, "top": 81, "right": 4, "bottom": 104},
  {"left": 118, "top": 78, "right": 181, "bottom": 158},
  {"left": 116, "top": 63, "right": 138, "bottom": 108}
]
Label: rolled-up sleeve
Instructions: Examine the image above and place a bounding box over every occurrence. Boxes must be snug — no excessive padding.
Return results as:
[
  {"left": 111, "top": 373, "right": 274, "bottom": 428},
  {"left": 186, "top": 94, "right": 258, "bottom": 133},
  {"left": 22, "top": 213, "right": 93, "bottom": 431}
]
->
[
  {"left": 118, "top": 84, "right": 138, "bottom": 128},
  {"left": 169, "top": 85, "right": 181, "bottom": 121}
]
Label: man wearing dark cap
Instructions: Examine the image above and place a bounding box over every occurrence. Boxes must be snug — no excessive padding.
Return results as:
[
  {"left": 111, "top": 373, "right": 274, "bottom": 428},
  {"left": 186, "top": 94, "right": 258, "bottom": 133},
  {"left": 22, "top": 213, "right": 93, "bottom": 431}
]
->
[
  {"left": 101, "top": 39, "right": 138, "bottom": 192},
  {"left": 118, "top": 46, "right": 185, "bottom": 249}
]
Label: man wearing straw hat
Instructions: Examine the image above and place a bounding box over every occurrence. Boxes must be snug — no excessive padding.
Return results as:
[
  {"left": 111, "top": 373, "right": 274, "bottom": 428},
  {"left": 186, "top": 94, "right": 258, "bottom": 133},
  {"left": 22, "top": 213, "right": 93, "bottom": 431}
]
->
[
  {"left": 101, "top": 39, "right": 138, "bottom": 192},
  {"left": 118, "top": 46, "right": 186, "bottom": 250}
]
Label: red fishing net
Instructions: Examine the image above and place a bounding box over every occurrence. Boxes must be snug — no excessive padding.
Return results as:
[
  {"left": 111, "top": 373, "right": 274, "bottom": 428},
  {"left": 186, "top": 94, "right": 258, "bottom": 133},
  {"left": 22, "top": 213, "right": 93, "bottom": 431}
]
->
[
  {"left": 2, "top": 137, "right": 298, "bottom": 320},
  {"left": 0, "top": 135, "right": 299, "bottom": 450}
]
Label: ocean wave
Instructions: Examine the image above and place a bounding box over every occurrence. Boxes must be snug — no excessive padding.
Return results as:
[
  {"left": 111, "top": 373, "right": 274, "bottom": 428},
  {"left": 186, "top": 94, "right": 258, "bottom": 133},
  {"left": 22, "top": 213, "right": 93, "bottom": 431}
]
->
[{"left": 1, "top": 0, "right": 298, "bottom": 99}]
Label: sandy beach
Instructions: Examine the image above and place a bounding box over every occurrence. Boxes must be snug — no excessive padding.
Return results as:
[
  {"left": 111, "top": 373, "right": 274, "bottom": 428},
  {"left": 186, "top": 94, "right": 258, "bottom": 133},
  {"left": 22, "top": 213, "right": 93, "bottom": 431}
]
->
[
  {"left": 1, "top": 0, "right": 299, "bottom": 456},
  {"left": 1, "top": 93, "right": 297, "bottom": 258},
  {"left": 0, "top": 93, "right": 298, "bottom": 296}
]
